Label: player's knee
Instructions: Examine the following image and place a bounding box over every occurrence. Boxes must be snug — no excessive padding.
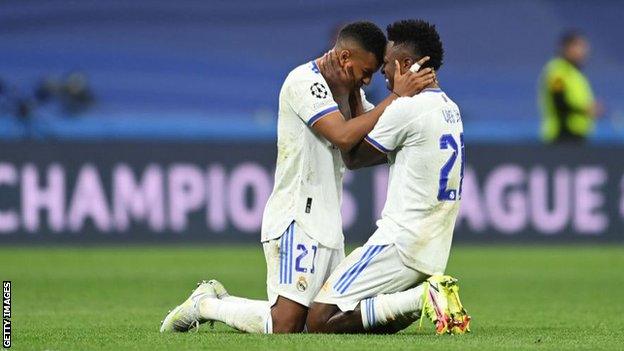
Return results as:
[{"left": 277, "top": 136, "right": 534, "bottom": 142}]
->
[
  {"left": 305, "top": 302, "right": 335, "bottom": 333},
  {"left": 271, "top": 297, "right": 307, "bottom": 333},
  {"left": 305, "top": 311, "right": 325, "bottom": 333},
  {"left": 272, "top": 313, "right": 306, "bottom": 333}
]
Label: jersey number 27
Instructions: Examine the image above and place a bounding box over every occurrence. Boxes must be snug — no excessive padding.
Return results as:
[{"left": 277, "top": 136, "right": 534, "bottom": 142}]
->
[{"left": 438, "top": 133, "right": 465, "bottom": 201}]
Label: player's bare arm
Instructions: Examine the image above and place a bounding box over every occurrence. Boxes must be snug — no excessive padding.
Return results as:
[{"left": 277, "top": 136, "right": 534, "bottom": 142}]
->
[
  {"left": 336, "top": 94, "right": 383, "bottom": 169},
  {"left": 339, "top": 55, "right": 433, "bottom": 169},
  {"left": 343, "top": 139, "right": 387, "bottom": 170},
  {"left": 335, "top": 87, "right": 365, "bottom": 121},
  {"left": 319, "top": 58, "right": 366, "bottom": 123},
  {"left": 344, "top": 55, "right": 432, "bottom": 121},
  {"left": 312, "top": 51, "right": 434, "bottom": 152},
  {"left": 348, "top": 88, "right": 364, "bottom": 120}
]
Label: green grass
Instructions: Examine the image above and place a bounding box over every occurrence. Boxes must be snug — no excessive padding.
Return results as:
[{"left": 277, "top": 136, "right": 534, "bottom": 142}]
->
[{"left": 2, "top": 245, "right": 623, "bottom": 350}]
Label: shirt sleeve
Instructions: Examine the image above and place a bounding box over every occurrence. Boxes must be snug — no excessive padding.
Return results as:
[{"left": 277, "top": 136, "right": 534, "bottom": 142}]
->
[
  {"left": 360, "top": 88, "right": 375, "bottom": 112},
  {"left": 288, "top": 78, "right": 339, "bottom": 126},
  {"left": 365, "top": 98, "right": 415, "bottom": 153}
]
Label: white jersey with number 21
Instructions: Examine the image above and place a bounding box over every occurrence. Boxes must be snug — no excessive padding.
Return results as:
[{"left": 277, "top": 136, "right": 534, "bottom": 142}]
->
[
  {"left": 261, "top": 61, "right": 374, "bottom": 250},
  {"left": 365, "top": 88, "right": 465, "bottom": 275}
]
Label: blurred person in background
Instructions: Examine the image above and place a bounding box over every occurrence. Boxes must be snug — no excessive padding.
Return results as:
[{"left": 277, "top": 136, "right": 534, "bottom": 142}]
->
[{"left": 539, "top": 30, "right": 602, "bottom": 144}]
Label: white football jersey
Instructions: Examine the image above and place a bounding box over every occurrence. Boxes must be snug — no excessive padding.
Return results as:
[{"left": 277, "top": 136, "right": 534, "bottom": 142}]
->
[
  {"left": 261, "top": 61, "right": 374, "bottom": 249},
  {"left": 365, "top": 88, "right": 464, "bottom": 275}
]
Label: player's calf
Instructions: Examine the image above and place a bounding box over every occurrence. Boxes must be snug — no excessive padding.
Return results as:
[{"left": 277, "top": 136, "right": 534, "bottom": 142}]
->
[
  {"left": 271, "top": 296, "right": 308, "bottom": 333},
  {"left": 306, "top": 301, "right": 415, "bottom": 334},
  {"left": 306, "top": 302, "right": 343, "bottom": 333}
]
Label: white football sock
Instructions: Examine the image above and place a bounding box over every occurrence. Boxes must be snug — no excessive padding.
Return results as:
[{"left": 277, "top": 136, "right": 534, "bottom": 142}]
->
[
  {"left": 199, "top": 296, "right": 272, "bottom": 334},
  {"left": 221, "top": 295, "right": 268, "bottom": 310},
  {"left": 360, "top": 285, "right": 424, "bottom": 330}
]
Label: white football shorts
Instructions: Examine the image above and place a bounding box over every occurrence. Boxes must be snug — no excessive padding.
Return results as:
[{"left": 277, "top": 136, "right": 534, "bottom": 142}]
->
[
  {"left": 314, "top": 242, "right": 428, "bottom": 311},
  {"left": 263, "top": 221, "right": 344, "bottom": 307}
]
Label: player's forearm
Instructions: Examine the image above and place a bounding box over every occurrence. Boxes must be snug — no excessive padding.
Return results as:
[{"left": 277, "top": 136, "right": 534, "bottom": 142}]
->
[
  {"left": 342, "top": 151, "right": 386, "bottom": 170},
  {"left": 334, "top": 95, "right": 355, "bottom": 169},
  {"left": 349, "top": 90, "right": 365, "bottom": 118},
  {"left": 334, "top": 94, "right": 352, "bottom": 121},
  {"left": 332, "top": 94, "right": 397, "bottom": 152},
  {"left": 345, "top": 155, "right": 388, "bottom": 170},
  {"left": 349, "top": 152, "right": 388, "bottom": 170},
  {"left": 342, "top": 140, "right": 387, "bottom": 170},
  {"left": 339, "top": 91, "right": 366, "bottom": 164},
  {"left": 334, "top": 90, "right": 364, "bottom": 121}
]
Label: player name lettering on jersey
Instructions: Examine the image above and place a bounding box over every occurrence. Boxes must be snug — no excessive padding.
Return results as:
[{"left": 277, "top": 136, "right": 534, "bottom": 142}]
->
[{"left": 442, "top": 108, "right": 462, "bottom": 124}]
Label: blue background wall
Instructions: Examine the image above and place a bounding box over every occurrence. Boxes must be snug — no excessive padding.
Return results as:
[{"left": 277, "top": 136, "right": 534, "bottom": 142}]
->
[{"left": 1, "top": 0, "right": 623, "bottom": 142}]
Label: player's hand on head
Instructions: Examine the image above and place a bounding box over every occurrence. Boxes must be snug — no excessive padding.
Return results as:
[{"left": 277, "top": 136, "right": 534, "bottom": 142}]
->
[
  {"left": 392, "top": 56, "right": 435, "bottom": 97},
  {"left": 318, "top": 50, "right": 355, "bottom": 98},
  {"left": 414, "top": 55, "right": 431, "bottom": 69}
]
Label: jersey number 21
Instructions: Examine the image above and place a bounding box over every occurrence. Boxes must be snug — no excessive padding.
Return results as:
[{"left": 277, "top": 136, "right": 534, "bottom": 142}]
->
[{"left": 438, "top": 133, "right": 465, "bottom": 201}]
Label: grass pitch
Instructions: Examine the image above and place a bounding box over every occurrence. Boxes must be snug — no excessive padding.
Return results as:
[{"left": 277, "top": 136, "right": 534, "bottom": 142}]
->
[{"left": 2, "top": 244, "right": 623, "bottom": 350}]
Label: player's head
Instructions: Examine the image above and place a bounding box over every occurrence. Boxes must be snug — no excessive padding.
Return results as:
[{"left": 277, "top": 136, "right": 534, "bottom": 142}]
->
[
  {"left": 560, "top": 30, "right": 589, "bottom": 66},
  {"left": 334, "top": 21, "right": 386, "bottom": 87},
  {"left": 382, "top": 19, "right": 444, "bottom": 90}
]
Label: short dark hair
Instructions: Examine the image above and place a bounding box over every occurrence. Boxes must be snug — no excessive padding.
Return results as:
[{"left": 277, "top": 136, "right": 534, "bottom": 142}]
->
[
  {"left": 337, "top": 21, "right": 387, "bottom": 66},
  {"left": 387, "top": 19, "right": 444, "bottom": 71},
  {"left": 560, "top": 30, "right": 584, "bottom": 48}
]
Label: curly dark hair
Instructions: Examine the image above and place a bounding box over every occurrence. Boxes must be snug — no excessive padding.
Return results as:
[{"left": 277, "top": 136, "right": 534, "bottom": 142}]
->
[
  {"left": 337, "top": 21, "right": 387, "bottom": 66},
  {"left": 387, "top": 19, "right": 444, "bottom": 70}
]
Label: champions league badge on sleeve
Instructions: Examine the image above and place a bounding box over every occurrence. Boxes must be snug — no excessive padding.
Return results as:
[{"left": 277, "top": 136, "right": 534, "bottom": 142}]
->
[{"left": 310, "top": 83, "right": 328, "bottom": 99}]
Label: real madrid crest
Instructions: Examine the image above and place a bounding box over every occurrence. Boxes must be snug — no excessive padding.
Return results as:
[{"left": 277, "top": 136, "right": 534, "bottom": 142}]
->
[{"left": 296, "top": 276, "right": 308, "bottom": 292}]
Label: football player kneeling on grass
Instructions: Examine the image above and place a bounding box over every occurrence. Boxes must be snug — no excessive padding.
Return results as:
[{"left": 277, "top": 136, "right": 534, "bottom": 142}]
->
[
  {"left": 159, "top": 21, "right": 435, "bottom": 335},
  {"left": 306, "top": 19, "right": 471, "bottom": 335}
]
